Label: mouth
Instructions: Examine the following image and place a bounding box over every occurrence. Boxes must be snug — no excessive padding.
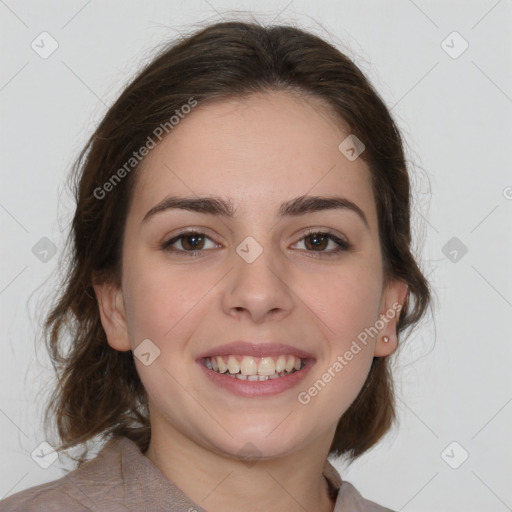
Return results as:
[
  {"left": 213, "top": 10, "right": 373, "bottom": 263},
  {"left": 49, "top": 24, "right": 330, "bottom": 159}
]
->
[
  {"left": 201, "top": 354, "right": 306, "bottom": 381},
  {"left": 196, "top": 341, "right": 315, "bottom": 397}
]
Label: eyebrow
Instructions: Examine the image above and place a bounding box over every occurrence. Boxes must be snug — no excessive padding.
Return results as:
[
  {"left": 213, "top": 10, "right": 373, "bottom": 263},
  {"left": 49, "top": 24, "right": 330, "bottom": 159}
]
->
[{"left": 142, "top": 194, "right": 369, "bottom": 229}]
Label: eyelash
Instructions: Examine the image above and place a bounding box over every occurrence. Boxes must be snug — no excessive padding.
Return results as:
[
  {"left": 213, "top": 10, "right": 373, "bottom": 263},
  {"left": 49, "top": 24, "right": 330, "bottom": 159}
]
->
[{"left": 160, "top": 228, "right": 352, "bottom": 258}]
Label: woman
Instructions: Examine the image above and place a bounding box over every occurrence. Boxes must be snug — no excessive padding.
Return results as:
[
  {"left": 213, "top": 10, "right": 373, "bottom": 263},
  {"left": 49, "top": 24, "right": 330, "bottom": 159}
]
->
[{"left": 0, "top": 20, "right": 431, "bottom": 512}]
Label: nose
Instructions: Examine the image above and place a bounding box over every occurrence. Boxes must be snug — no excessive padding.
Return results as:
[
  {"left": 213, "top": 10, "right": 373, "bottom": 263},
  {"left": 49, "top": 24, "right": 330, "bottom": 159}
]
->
[{"left": 221, "top": 240, "right": 295, "bottom": 324}]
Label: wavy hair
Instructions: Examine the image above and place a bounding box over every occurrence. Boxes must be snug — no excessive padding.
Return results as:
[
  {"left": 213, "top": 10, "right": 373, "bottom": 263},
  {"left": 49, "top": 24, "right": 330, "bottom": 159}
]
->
[{"left": 43, "top": 19, "right": 432, "bottom": 465}]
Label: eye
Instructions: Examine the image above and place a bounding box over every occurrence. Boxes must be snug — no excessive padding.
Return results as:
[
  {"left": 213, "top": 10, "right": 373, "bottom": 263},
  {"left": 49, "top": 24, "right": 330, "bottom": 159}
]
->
[
  {"left": 291, "top": 230, "right": 352, "bottom": 257},
  {"left": 161, "top": 230, "right": 220, "bottom": 256},
  {"left": 160, "top": 228, "right": 352, "bottom": 258}
]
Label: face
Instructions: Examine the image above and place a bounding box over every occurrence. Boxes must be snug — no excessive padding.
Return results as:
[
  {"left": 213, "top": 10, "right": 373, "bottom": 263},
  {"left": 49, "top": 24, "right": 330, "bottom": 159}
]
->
[{"left": 96, "top": 90, "right": 406, "bottom": 460}]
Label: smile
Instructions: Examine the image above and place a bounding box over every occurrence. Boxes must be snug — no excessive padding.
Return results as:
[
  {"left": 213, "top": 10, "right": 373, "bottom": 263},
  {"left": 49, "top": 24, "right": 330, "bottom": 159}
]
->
[{"left": 202, "top": 355, "right": 306, "bottom": 380}]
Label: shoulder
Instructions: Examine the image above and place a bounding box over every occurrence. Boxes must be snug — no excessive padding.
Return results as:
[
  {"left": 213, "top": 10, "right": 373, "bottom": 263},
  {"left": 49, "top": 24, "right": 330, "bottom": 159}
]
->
[
  {"left": 0, "top": 437, "right": 127, "bottom": 512},
  {"left": 337, "top": 481, "right": 395, "bottom": 512},
  {"left": 323, "top": 459, "right": 394, "bottom": 512},
  {"left": 0, "top": 479, "right": 90, "bottom": 512}
]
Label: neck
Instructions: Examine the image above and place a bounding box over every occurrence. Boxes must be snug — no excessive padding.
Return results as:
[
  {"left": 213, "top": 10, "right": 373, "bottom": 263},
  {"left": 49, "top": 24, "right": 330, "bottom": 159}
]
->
[{"left": 144, "top": 415, "right": 337, "bottom": 512}]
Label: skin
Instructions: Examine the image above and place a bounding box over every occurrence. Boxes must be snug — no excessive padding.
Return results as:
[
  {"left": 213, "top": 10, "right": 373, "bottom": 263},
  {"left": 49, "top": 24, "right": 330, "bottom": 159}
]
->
[{"left": 95, "top": 90, "right": 408, "bottom": 512}]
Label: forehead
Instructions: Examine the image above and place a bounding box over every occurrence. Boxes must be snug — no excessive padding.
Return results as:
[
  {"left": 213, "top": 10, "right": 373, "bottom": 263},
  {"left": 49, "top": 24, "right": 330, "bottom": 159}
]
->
[{"left": 129, "top": 90, "right": 377, "bottom": 228}]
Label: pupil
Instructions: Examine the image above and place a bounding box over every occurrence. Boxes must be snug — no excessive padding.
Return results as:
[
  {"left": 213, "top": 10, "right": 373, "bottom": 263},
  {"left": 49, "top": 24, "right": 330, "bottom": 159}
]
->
[
  {"left": 307, "top": 234, "right": 326, "bottom": 250},
  {"left": 184, "top": 235, "right": 203, "bottom": 250}
]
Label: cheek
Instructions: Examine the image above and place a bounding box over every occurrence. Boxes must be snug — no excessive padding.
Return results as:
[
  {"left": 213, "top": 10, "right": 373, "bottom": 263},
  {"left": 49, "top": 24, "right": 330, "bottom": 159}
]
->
[
  {"left": 301, "top": 261, "right": 383, "bottom": 342},
  {"left": 121, "top": 259, "right": 209, "bottom": 347},
  {"left": 297, "top": 261, "right": 382, "bottom": 414}
]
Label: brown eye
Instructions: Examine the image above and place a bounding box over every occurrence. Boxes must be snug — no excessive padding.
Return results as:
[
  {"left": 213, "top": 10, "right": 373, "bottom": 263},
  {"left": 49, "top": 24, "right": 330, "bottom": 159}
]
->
[
  {"left": 292, "top": 231, "right": 351, "bottom": 256},
  {"left": 180, "top": 233, "right": 206, "bottom": 250},
  {"left": 161, "top": 231, "right": 219, "bottom": 255},
  {"left": 303, "top": 233, "right": 329, "bottom": 251}
]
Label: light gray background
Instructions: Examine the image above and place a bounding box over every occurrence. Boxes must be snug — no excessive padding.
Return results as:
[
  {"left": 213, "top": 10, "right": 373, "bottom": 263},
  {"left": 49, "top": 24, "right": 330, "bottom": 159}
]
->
[{"left": 1, "top": 1, "right": 511, "bottom": 511}]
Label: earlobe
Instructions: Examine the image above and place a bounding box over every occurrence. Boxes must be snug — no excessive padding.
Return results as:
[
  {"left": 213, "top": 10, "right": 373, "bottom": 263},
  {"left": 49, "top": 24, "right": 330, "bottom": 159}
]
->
[
  {"left": 93, "top": 279, "right": 131, "bottom": 352},
  {"left": 373, "top": 333, "right": 397, "bottom": 357},
  {"left": 374, "top": 279, "right": 409, "bottom": 357}
]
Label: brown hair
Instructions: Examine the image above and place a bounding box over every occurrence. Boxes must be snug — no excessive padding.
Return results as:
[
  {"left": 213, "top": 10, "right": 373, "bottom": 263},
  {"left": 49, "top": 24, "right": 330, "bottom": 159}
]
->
[{"left": 43, "top": 19, "right": 432, "bottom": 465}]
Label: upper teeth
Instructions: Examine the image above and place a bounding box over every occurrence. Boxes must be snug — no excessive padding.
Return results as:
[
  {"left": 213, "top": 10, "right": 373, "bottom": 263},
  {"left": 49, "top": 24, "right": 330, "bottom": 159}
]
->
[{"left": 205, "top": 355, "right": 304, "bottom": 376}]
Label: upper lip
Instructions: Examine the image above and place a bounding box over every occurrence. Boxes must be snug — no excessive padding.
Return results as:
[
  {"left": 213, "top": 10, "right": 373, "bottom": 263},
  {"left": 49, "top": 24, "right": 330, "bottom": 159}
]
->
[{"left": 197, "top": 341, "right": 315, "bottom": 360}]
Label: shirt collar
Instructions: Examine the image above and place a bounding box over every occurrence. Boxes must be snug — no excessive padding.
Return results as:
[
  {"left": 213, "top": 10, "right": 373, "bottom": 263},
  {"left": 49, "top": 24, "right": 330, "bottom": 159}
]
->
[{"left": 92, "top": 435, "right": 347, "bottom": 511}]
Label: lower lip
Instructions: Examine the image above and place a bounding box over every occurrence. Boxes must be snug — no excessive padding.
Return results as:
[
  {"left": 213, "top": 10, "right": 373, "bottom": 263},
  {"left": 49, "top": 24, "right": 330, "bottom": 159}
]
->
[{"left": 197, "top": 358, "right": 315, "bottom": 398}]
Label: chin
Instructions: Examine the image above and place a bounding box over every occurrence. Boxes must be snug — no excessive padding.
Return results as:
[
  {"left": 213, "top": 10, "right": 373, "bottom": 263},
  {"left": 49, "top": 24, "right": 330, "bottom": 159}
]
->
[{"left": 201, "top": 419, "right": 312, "bottom": 461}]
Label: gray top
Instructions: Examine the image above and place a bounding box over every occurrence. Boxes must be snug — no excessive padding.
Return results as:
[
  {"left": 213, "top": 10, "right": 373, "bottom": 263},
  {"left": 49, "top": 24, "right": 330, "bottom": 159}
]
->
[{"left": 0, "top": 436, "right": 394, "bottom": 511}]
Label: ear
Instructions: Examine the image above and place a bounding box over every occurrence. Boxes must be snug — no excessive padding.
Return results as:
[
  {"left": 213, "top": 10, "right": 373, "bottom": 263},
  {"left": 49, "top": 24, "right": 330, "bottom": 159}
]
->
[
  {"left": 373, "top": 279, "right": 409, "bottom": 357},
  {"left": 93, "top": 277, "right": 131, "bottom": 352}
]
